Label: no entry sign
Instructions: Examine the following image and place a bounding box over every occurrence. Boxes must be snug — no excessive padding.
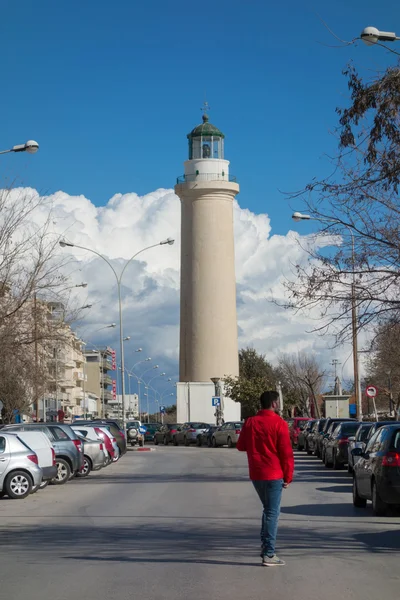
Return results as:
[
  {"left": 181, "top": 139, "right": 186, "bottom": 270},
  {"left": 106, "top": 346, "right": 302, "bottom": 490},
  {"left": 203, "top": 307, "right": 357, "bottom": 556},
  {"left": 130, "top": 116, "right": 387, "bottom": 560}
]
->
[{"left": 366, "top": 385, "right": 378, "bottom": 398}]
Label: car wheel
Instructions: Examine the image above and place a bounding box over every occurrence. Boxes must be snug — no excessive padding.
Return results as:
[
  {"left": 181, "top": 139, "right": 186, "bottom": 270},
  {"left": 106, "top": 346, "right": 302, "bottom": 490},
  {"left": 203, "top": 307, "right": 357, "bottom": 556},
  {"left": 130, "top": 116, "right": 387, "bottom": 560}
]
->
[
  {"left": 333, "top": 451, "right": 343, "bottom": 470},
  {"left": 321, "top": 448, "right": 326, "bottom": 463},
  {"left": 207, "top": 438, "right": 212, "bottom": 448},
  {"left": 196, "top": 436, "right": 201, "bottom": 447},
  {"left": 347, "top": 461, "right": 353, "bottom": 474},
  {"left": 112, "top": 447, "right": 121, "bottom": 462},
  {"left": 4, "top": 471, "right": 33, "bottom": 499},
  {"left": 324, "top": 451, "right": 332, "bottom": 468},
  {"left": 298, "top": 442, "right": 304, "bottom": 451},
  {"left": 164, "top": 436, "right": 168, "bottom": 446},
  {"left": 227, "top": 437, "right": 233, "bottom": 448},
  {"left": 315, "top": 446, "right": 320, "bottom": 458},
  {"left": 212, "top": 437, "right": 218, "bottom": 448},
  {"left": 39, "top": 481, "right": 49, "bottom": 490},
  {"left": 353, "top": 476, "right": 367, "bottom": 508},
  {"left": 52, "top": 459, "right": 71, "bottom": 485},
  {"left": 77, "top": 456, "right": 92, "bottom": 478},
  {"left": 154, "top": 436, "right": 159, "bottom": 446},
  {"left": 184, "top": 437, "right": 190, "bottom": 447},
  {"left": 173, "top": 436, "right": 178, "bottom": 446},
  {"left": 139, "top": 440, "right": 144, "bottom": 447},
  {"left": 372, "top": 480, "right": 387, "bottom": 516},
  {"left": 306, "top": 444, "right": 312, "bottom": 456},
  {"left": 31, "top": 484, "right": 39, "bottom": 494}
]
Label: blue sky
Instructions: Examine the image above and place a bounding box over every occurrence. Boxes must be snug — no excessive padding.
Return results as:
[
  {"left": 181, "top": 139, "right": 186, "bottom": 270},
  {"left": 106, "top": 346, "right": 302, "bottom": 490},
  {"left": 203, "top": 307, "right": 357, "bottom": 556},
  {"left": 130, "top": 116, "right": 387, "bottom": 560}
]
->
[{"left": 1, "top": 0, "right": 398, "bottom": 237}]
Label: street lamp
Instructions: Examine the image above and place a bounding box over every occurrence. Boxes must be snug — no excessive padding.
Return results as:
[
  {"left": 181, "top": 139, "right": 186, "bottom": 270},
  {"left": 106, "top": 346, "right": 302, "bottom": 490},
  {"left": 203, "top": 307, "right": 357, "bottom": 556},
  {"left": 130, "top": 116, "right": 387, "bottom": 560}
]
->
[
  {"left": 145, "top": 372, "right": 166, "bottom": 422},
  {"left": 292, "top": 211, "right": 363, "bottom": 420},
  {"left": 361, "top": 26, "right": 400, "bottom": 46},
  {"left": 0, "top": 140, "right": 39, "bottom": 155},
  {"left": 59, "top": 238, "right": 175, "bottom": 429}
]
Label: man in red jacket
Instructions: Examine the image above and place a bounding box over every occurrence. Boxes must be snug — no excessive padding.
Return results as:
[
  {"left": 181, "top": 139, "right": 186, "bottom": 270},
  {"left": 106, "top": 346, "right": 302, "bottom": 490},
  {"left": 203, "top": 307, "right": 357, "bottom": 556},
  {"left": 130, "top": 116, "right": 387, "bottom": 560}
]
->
[{"left": 237, "top": 390, "right": 294, "bottom": 567}]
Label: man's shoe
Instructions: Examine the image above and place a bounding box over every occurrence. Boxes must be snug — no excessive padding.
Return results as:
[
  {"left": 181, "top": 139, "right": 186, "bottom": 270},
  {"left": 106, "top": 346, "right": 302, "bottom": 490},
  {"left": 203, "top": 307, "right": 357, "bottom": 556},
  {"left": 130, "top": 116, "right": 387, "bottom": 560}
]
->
[{"left": 262, "top": 555, "right": 285, "bottom": 567}]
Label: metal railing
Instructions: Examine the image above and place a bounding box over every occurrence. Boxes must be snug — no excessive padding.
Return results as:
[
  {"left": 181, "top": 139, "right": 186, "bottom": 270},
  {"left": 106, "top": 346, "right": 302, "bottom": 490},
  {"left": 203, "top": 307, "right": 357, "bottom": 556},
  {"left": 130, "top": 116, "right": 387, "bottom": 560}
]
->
[{"left": 176, "top": 173, "right": 237, "bottom": 184}]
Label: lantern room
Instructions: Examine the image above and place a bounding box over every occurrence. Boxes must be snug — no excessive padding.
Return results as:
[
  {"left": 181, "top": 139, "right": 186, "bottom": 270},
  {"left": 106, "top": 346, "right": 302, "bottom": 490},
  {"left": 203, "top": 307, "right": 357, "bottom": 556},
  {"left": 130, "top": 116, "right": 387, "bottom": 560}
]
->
[{"left": 187, "top": 114, "right": 225, "bottom": 160}]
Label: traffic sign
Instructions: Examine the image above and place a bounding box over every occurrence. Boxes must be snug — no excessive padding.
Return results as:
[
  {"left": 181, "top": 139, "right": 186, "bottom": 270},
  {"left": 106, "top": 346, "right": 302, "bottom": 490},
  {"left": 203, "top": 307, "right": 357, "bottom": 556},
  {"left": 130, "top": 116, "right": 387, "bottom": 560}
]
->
[
  {"left": 212, "top": 396, "right": 221, "bottom": 407},
  {"left": 139, "top": 426, "right": 147, "bottom": 434},
  {"left": 366, "top": 385, "right": 378, "bottom": 398},
  {"left": 160, "top": 406, "right": 166, "bottom": 414}
]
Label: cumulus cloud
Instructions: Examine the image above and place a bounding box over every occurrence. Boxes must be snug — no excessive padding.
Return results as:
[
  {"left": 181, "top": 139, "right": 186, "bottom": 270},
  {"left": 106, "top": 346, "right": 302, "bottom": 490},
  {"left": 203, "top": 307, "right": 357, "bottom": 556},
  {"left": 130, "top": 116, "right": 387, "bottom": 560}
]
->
[{"left": 6, "top": 186, "right": 356, "bottom": 403}]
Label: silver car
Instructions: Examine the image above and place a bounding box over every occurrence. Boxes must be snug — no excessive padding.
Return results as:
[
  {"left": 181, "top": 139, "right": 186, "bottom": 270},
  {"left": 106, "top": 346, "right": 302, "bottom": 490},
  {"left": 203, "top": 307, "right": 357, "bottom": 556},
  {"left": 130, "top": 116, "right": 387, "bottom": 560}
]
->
[
  {"left": 0, "top": 433, "right": 43, "bottom": 499},
  {"left": 347, "top": 423, "right": 373, "bottom": 473},
  {"left": 74, "top": 433, "right": 106, "bottom": 477},
  {"left": 212, "top": 422, "right": 243, "bottom": 448},
  {"left": 173, "top": 423, "right": 210, "bottom": 446}
]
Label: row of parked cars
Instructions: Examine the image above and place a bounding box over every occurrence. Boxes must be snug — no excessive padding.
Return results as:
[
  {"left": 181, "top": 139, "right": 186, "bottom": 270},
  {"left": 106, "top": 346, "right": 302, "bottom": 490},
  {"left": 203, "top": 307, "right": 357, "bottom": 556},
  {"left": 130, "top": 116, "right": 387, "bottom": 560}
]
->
[
  {"left": 293, "top": 416, "right": 400, "bottom": 516},
  {"left": 128, "top": 421, "right": 243, "bottom": 448},
  {"left": 0, "top": 419, "right": 127, "bottom": 499}
]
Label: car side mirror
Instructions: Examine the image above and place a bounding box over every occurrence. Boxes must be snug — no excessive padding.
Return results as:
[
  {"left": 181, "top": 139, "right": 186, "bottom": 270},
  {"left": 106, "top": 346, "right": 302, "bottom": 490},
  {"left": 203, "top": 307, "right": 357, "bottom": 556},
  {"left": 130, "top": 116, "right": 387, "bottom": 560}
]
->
[
  {"left": 351, "top": 447, "right": 363, "bottom": 457},
  {"left": 348, "top": 436, "right": 355, "bottom": 442}
]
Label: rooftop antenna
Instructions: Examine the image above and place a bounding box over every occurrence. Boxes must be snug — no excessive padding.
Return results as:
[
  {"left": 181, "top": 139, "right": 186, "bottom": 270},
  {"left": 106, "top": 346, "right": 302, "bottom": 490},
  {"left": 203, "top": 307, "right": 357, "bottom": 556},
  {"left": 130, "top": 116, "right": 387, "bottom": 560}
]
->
[{"left": 201, "top": 99, "right": 210, "bottom": 119}]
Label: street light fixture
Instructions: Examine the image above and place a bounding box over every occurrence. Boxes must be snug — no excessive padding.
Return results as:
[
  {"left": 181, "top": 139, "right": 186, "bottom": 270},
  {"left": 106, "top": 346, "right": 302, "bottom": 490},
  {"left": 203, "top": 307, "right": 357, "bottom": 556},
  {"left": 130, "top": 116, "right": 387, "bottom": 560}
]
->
[
  {"left": 361, "top": 26, "right": 399, "bottom": 46},
  {"left": 123, "top": 336, "right": 131, "bottom": 341},
  {"left": 59, "top": 239, "right": 174, "bottom": 429},
  {"left": 0, "top": 140, "right": 39, "bottom": 155},
  {"left": 291, "top": 211, "right": 362, "bottom": 420}
]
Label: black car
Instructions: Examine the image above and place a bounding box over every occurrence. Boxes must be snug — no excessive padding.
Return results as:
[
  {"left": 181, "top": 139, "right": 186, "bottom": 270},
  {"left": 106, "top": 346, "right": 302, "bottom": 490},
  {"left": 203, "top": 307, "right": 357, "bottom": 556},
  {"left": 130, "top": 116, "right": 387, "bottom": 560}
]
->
[
  {"left": 324, "top": 421, "right": 361, "bottom": 469},
  {"left": 352, "top": 424, "right": 400, "bottom": 515},
  {"left": 196, "top": 425, "right": 218, "bottom": 447},
  {"left": 317, "top": 418, "right": 356, "bottom": 460},
  {"left": 360, "top": 421, "right": 396, "bottom": 451},
  {"left": 307, "top": 419, "right": 327, "bottom": 455},
  {"left": 297, "top": 420, "right": 316, "bottom": 452},
  {"left": 154, "top": 424, "right": 182, "bottom": 446}
]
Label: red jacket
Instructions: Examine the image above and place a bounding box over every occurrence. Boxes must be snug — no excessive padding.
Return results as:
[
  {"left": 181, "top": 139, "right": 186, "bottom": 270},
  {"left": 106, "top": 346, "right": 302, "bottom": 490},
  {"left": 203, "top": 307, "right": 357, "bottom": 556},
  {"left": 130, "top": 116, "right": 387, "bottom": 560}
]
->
[{"left": 237, "top": 410, "right": 294, "bottom": 483}]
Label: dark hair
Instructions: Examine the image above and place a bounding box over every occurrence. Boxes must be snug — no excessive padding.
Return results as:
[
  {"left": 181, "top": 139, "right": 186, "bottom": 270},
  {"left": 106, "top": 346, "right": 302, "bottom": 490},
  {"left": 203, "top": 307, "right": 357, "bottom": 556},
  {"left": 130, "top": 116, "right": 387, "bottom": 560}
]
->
[{"left": 260, "top": 390, "right": 279, "bottom": 409}]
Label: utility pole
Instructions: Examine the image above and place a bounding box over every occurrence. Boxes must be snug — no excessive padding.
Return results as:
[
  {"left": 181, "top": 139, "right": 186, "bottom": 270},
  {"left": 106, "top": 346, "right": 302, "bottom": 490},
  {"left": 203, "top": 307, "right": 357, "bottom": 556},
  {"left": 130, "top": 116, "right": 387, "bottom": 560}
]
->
[{"left": 34, "top": 294, "right": 39, "bottom": 422}]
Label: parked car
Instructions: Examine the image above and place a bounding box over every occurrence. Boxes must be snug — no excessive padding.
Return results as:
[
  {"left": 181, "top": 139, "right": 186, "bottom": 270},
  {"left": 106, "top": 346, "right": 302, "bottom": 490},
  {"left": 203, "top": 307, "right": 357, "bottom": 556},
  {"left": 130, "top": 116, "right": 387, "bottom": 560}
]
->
[
  {"left": 125, "top": 420, "right": 144, "bottom": 447},
  {"left": 72, "top": 425, "right": 108, "bottom": 462},
  {"left": 4, "top": 423, "right": 84, "bottom": 485},
  {"left": 73, "top": 433, "right": 105, "bottom": 476},
  {"left": 0, "top": 433, "right": 43, "bottom": 499},
  {"left": 352, "top": 424, "right": 400, "bottom": 515},
  {"left": 211, "top": 422, "right": 243, "bottom": 448},
  {"left": 154, "top": 424, "right": 182, "bottom": 446},
  {"left": 324, "top": 421, "right": 361, "bottom": 469},
  {"left": 173, "top": 422, "right": 210, "bottom": 446},
  {"left": 143, "top": 423, "right": 161, "bottom": 443},
  {"left": 361, "top": 421, "right": 396, "bottom": 450},
  {"left": 297, "top": 419, "right": 316, "bottom": 451},
  {"left": 316, "top": 418, "right": 356, "bottom": 460},
  {"left": 196, "top": 425, "right": 218, "bottom": 447},
  {"left": 347, "top": 423, "right": 373, "bottom": 473},
  {"left": 92, "top": 426, "right": 118, "bottom": 461},
  {"left": 79, "top": 420, "right": 127, "bottom": 456},
  {"left": 306, "top": 419, "right": 327, "bottom": 455},
  {"left": 7, "top": 430, "right": 57, "bottom": 490},
  {"left": 288, "top": 417, "right": 310, "bottom": 448}
]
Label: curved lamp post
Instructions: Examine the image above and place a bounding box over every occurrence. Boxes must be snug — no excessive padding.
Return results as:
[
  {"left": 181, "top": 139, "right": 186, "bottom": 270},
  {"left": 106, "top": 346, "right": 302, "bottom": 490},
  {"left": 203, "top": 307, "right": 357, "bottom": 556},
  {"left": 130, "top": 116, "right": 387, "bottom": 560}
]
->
[
  {"left": 0, "top": 140, "right": 39, "bottom": 155},
  {"left": 59, "top": 238, "right": 174, "bottom": 428}
]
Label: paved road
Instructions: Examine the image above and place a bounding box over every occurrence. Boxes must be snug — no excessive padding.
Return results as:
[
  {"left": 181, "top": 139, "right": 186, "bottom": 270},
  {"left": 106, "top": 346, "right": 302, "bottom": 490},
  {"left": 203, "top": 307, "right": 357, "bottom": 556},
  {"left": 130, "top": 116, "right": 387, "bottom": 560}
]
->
[{"left": 0, "top": 447, "right": 399, "bottom": 599}]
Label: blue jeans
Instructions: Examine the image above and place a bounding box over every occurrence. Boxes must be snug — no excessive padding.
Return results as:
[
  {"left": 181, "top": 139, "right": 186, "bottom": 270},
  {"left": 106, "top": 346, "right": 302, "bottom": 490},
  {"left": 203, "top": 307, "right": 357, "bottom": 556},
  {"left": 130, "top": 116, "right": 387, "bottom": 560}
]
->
[{"left": 252, "top": 479, "right": 283, "bottom": 557}]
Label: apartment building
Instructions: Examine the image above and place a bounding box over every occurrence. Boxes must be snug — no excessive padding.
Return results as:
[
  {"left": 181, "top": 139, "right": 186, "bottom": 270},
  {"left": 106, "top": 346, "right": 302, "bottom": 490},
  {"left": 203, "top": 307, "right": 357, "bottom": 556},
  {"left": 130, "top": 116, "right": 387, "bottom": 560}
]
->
[{"left": 84, "top": 347, "right": 114, "bottom": 417}]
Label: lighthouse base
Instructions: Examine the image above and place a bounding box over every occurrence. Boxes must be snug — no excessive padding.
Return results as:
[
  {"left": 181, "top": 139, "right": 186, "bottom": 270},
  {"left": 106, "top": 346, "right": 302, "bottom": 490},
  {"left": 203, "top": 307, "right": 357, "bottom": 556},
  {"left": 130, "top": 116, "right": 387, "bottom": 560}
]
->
[{"left": 176, "top": 382, "right": 241, "bottom": 425}]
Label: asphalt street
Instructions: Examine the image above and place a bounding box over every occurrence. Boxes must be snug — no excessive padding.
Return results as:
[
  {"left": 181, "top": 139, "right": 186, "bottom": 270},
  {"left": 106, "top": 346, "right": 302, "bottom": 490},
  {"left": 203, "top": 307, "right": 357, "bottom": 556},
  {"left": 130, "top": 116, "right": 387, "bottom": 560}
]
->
[{"left": 0, "top": 447, "right": 399, "bottom": 600}]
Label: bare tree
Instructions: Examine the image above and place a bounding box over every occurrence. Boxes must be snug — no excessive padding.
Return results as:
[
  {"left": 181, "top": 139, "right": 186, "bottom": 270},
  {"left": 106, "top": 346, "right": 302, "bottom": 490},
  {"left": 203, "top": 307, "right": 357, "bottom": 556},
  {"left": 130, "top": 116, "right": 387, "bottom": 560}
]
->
[
  {"left": 283, "top": 62, "right": 400, "bottom": 342},
  {"left": 278, "top": 352, "right": 325, "bottom": 418}
]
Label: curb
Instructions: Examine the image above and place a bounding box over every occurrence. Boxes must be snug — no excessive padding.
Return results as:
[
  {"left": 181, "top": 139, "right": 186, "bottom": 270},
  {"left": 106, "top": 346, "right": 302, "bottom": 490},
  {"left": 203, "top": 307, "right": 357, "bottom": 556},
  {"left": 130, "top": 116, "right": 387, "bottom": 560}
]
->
[{"left": 129, "top": 447, "right": 156, "bottom": 452}]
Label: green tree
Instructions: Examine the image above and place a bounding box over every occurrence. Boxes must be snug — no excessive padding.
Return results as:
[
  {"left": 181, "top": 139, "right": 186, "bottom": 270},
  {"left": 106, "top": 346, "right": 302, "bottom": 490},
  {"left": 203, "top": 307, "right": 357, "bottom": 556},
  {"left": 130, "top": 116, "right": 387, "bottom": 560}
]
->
[{"left": 224, "top": 347, "right": 276, "bottom": 418}]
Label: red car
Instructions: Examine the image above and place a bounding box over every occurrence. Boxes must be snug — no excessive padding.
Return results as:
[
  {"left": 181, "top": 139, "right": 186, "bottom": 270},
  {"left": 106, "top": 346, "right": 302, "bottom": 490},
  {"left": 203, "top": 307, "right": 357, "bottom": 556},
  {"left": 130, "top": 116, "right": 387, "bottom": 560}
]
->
[{"left": 288, "top": 417, "right": 311, "bottom": 448}]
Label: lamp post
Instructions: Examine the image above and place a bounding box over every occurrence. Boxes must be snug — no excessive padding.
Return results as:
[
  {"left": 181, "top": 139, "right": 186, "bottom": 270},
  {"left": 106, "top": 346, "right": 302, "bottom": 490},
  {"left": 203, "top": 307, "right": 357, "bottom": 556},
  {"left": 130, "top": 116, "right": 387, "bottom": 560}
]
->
[
  {"left": 211, "top": 377, "right": 224, "bottom": 425},
  {"left": 0, "top": 140, "right": 39, "bottom": 155},
  {"left": 292, "top": 212, "right": 363, "bottom": 420},
  {"left": 145, "top": 372, "right": 166, "bottom": 422},
  {"left": 59, "top": 237, "right": 174, "bottom": 429}
]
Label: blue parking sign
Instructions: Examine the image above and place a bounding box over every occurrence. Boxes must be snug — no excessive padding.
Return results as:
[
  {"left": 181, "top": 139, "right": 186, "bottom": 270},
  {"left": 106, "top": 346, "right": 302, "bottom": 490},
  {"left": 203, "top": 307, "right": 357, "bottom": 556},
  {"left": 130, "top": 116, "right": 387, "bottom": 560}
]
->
[
  {"left": 212, "top": 396, "right": 221, "bottom": 407},
  {"left": 160, "top": 406, "right": 166, "bottom": 414}
]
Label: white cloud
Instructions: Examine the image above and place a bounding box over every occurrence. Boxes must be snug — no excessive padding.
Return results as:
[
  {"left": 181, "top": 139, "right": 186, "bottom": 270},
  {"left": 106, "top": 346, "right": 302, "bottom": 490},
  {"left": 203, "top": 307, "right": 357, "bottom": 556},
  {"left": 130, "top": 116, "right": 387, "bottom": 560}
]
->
[{"left": 6, "top": 186, "right": 358, "bottom": 402}]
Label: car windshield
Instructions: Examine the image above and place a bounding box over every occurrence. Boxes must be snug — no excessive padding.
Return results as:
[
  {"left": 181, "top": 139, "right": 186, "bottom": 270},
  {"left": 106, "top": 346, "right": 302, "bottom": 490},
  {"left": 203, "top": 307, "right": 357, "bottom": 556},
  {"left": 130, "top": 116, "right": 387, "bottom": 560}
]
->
[
  {"left": 127, "top": 422, "right": 140, "bottom": 428},
  {"left": 359, "top": 425, "right": 373, "bottom": 441},
  {"left": 189, "top": 423, "right": 205, "bottom": 429},
  {"left": 340, "top": 423, "right": 359, "bottom": 436}
]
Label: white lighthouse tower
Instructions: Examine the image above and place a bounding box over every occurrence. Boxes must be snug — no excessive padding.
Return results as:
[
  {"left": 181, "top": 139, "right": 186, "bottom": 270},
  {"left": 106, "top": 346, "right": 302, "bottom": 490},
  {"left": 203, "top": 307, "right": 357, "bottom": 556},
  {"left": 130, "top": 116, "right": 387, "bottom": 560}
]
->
[{"left": 175, "top": 109, "right": 241, "bottom": 423}]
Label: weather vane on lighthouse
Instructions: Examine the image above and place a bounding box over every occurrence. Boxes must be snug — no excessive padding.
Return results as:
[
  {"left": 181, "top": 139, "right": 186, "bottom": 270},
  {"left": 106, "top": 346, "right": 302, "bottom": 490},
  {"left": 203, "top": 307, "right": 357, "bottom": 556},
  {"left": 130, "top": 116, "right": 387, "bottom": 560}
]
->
[{"left": 201, "top": 100, "right": 210, "bottom": 119}]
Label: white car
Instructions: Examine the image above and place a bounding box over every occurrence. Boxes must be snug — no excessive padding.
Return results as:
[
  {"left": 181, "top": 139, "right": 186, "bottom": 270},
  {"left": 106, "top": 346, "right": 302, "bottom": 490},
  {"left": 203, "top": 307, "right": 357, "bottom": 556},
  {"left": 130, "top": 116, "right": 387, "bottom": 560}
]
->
[
  {"left": 0, "top": 433, "right": 43, "bottom": 499},
  {"left": 7, "top": 431, "right": 57, "bottom": 490}
]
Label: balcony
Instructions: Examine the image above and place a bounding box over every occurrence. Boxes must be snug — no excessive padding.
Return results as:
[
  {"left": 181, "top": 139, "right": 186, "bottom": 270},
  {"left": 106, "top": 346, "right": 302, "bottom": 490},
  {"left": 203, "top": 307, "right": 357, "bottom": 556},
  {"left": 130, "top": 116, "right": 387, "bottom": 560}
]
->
[
  {"left": 176, "top": 173, "right": 237, "bottom": 184},
  {"left": 101, "top": 374, "right": 113, "bottom": 386},
  {"left": 102, "top": 390, "right": 114, "bottom": 403},
  {"left": 74, "top": 372, "right": 87, "bottom": 383},
  {"left": 101, "top": 359, "right": 113, "bottom": 371}
]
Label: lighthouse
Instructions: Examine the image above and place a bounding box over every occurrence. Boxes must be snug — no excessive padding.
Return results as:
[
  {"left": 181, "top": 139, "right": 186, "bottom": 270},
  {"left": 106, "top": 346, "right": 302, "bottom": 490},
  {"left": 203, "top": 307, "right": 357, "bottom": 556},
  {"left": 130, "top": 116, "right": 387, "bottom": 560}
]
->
[{"left": 175, "top": 109, "right": 240, "bottom": 415}]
